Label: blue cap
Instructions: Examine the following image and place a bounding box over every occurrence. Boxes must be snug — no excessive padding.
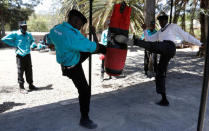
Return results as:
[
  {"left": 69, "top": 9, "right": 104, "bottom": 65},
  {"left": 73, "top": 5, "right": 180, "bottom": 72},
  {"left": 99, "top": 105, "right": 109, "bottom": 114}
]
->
[{"left": 18, "top": 21, "right": 27, "bottom": 26}]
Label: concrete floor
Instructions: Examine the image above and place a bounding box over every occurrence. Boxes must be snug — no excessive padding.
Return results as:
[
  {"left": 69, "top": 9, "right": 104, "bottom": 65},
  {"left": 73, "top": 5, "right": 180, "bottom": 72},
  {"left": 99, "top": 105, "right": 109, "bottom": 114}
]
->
[
  {"left": 0, "top": 48, "right": 209, "bottom": 131},
  {"left": 0, "top": 79, "right": 209, "bottom": 131}
]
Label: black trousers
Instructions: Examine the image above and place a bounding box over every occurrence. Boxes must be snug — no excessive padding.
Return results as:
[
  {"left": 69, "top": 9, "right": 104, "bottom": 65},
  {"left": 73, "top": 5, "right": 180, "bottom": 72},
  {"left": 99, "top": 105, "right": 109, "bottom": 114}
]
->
[
  {"left": 134, "top": 39, "right": 176, "bottom": 94},
  {"left": 144, "top": 50, "right": 157, "bottom": 73},
  {"left": 61, "top": 52, "right": 91, "bottom": 119},
  {"left": 16, "top": 54, "right": 33, "bottom": 86},
  {"left": 101, "top": 59, "right": 105, "bottom": 74}
]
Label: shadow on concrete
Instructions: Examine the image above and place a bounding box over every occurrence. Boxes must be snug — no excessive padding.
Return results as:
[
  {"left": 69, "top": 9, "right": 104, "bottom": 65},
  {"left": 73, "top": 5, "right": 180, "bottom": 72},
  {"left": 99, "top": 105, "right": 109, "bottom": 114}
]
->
[
  {"left": 0, "top": 84, "right": 53, "bottom": 93},
  {"left": 123, "top": 49, "right": 203, "bottom": 78},
  {"left": 0, "top": 77, "right": 207, "bottom": 131},
  {"left": 0, "top": 102, "right": 25, "bottom": 113},
  {"left": 36, "top": 84, "right": 53, "bottom": 91},
  {"left": 0, "top": 48, "right": 205, "bottom": 131}
]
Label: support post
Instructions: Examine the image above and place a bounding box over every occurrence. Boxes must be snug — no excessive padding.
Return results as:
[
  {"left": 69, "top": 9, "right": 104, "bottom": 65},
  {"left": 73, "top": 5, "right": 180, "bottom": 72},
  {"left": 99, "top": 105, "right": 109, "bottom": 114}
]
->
[
  {"left": 89, "top": 0, "right": 93, "bottom": 87},
  {"left": 197, "top": 16, "right": 209, "bottom": 131},
  {"left": 169, "top": 0, "right": 173, "bottom": 24}
]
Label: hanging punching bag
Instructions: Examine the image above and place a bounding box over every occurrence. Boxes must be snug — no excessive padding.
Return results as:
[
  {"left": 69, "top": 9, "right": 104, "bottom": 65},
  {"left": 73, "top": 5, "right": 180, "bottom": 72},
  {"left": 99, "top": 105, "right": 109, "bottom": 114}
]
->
[{"left": 105, "top": 2, "right": 131, "bottom": 76}]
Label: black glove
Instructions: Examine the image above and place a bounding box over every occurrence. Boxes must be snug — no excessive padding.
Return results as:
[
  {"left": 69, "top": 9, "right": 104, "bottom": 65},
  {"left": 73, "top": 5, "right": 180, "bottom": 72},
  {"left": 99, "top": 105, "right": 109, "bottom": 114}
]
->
[
  {"left": 94, "top": 43, "right": 106, "bottom": 54},
  {"left": 133, "top": 35, "right": 140, "bottom": 44},
  {"left": 98, "top": 44, "right": 106, "bottom": 54}
]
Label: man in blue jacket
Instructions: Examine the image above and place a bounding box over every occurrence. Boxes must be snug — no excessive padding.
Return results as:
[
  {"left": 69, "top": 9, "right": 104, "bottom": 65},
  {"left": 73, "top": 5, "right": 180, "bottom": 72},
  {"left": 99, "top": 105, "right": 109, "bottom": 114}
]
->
[
  {"left": 140, "top": 21, "right": 157, "bottom": 77},
  {"left": 100, "top": 20, "right": 112, "bottom": 80},
  {"left": 48, "top": 10, "right": 106, "bottom": 129},
  {"left": 1, "top": 21, "right": 38, "bottom": 94}
]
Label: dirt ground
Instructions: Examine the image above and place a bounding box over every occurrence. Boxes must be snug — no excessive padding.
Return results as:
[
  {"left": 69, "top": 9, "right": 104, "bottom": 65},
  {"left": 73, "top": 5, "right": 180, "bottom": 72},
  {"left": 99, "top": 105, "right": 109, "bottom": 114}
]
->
[
  {"left": 0, "top": 46, "right": 203, "bottom": 114},
  {"left": 1, "top": 46, "right": 209, "bottom": 131}
]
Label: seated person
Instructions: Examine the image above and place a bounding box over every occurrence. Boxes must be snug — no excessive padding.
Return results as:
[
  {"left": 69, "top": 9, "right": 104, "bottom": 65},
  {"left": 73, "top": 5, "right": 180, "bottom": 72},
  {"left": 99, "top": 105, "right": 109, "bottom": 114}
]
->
[
  {"left": 37, "top": 39, "right": 46, "bottom": 50},
  {"left": 30, "top": 42, "right": 37, "bottom": 50}
]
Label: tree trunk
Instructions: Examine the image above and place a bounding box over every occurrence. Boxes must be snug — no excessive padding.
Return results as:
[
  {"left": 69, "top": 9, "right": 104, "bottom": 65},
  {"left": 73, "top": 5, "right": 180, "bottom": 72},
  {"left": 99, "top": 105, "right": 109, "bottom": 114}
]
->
[
  {"left": 200, "top": 13, "right": 206, "bottom": 44},
  {"left": 197, "top": 0, "right": 209, "bottom": 57},
  {"left": 0, "top": 17, "right": 6, "bottom": 48},
  {"left": 0, "top": 6, "right": 6, "bottom": 39},
  {"left": 200, "top": 0, "right": 209, "bottom": 44},
  {"left": 144, "top": 0, "right": 155, "bottom": 28},
  {"left": 189, "top": 0, "right": 198, "bottom": 36},
  {"left": 0, "top": 18, "right": 6, "bottom": 38},
  {"left": 173, "top": 0, "right": 184, "bottom": 23},
  {"left": 181, "top": 2, "right": 186, "bottom": 31}
]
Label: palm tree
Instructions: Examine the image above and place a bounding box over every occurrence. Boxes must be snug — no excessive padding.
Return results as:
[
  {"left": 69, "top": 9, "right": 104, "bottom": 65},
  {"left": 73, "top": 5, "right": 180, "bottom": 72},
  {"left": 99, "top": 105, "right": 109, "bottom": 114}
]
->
[{"left": 60, "top": 0, "right": 145, "bottom": 34}]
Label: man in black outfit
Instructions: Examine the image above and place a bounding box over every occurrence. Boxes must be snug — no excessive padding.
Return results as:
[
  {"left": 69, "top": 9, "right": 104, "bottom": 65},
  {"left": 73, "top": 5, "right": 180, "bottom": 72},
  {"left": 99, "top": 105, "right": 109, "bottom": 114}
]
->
[
  {"left": 114, "top": 13, "right": 176, "bottom": 106},
  {"left": 133, "top": 38, "right": 176, "bottom": 106},
  {"left": 115, "top": 12, "right": 202, "bottom": 106}
]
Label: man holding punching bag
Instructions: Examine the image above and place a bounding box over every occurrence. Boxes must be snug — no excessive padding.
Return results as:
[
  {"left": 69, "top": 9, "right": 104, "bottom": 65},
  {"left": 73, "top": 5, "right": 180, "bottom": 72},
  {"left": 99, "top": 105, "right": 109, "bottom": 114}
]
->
[{"left": 115, "top": 12, "right": 202, "bottom": 106}]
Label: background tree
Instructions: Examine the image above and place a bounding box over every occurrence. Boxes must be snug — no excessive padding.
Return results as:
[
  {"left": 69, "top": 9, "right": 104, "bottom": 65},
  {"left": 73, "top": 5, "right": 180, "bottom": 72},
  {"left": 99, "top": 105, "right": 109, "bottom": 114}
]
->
[
  {"left": 1, "top": 0, "right": 205, "bottom": 52},
  {"left": 189, "top": 0, "right": 198, "bottom": 36},
  {"left": 197, "top": 0, "right": 209, "bottom": 56},
  {"left": 144, "top": 0, "right": 155, "bottom": 29},
  {"left": 180, "top": 1, "right": 186, "bottom": 31},
  {"left": 0, "top": 0, "right": 40, "bottom": 38},
  {"left": 200, "top": 0, "right": 209, "bottom": 45},
  {"left": 173, "top": 0, "right": 187, "bottom": 23},
  {"left": 60, "top": 0, "right": 145, "bottom": 34},
  {"left": 27, "top": 14, "right": 49, "bottom": 32}
]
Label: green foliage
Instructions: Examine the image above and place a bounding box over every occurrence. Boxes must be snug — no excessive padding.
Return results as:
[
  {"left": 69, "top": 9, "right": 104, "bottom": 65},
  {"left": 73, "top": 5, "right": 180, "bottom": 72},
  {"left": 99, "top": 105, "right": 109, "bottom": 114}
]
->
[
  {"left": 27, "top": 14, "right": 50, "bottom": 32},
  {"left": 0, "top": 0, "right": 40, "bottom": 37},
  {"left": 60, "top": 0, "right": 144, "bottom": 33},
  {"left": 27, "top": 10, "right": 65, "bottom": 32},
  {"left": 9, "top": 8, "right": 34, "bottom": 30}
]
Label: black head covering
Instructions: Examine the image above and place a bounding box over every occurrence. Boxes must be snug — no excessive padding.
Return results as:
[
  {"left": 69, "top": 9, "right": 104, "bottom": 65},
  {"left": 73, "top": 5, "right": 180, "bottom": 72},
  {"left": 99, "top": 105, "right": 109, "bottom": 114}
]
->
[
  {"left": 68, "top": 9, "right": 87, "bottom": 24},
  {"left": 157, "top": 11, "right": 168, "bottom": 20}
]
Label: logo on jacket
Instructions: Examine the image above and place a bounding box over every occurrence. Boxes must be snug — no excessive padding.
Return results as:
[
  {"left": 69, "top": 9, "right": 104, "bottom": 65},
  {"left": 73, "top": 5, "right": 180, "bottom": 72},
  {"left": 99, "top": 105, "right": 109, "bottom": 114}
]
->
[{"left": 54, "top": 30, "right": 62, "bottom": 35}]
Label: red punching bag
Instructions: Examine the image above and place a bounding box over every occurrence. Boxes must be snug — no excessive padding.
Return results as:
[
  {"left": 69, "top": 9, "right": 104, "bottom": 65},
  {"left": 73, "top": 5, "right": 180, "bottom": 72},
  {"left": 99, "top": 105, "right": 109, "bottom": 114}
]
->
[{"left": 105, "top": 2, "right": 131, "bottom": 76}]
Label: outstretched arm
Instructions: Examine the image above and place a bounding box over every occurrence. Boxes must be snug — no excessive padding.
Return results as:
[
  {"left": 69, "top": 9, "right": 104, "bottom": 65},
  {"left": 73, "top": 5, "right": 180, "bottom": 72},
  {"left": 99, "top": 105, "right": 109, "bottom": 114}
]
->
[{"left": 174, "top": 24, "right": 202, "bottom": 46}]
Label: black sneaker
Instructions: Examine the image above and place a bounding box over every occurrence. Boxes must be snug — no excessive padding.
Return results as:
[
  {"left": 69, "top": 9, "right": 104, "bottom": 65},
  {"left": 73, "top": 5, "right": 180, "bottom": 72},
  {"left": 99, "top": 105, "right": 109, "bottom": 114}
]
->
[
  {"left": 29, "top": 84, "right": 39, "bottom": 91},
  {"left": 156, "top": 99, "right": 169, "bottom": 106},
  {"left": 79, "top": 118, "right": 97, "bottom": 129},
  {"left": 145, "top": 71, "right": 148, "bottom": 76}
]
